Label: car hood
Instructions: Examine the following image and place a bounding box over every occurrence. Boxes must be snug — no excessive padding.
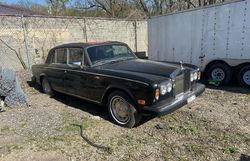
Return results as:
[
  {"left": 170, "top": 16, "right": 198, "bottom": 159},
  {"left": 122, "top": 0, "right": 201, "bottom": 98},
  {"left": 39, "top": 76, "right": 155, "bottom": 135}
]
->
[{"left": 99, "top": 59, "right": 184, "bottom": 78}]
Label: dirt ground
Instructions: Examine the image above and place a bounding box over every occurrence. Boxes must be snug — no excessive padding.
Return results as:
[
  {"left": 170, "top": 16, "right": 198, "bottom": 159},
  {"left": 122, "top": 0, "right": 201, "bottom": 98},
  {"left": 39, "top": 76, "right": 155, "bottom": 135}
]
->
[{"left": 0, "top": 72, "right": 249, "bottom": 161}]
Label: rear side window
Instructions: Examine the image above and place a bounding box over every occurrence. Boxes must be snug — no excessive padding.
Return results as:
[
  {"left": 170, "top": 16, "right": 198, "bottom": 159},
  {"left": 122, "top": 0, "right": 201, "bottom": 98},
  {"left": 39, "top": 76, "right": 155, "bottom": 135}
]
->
[
  {"left": 50, "top": 54, "right": 55, "bottom": 63},
  {"left": 68, "top": 48, "right": 83, "bottom": 66},
  {"left": 56, "top": 48, "right": 67, "bottom": 64},
  {"left": 46, "top": 50, "right": 55, "bottom": 64}
]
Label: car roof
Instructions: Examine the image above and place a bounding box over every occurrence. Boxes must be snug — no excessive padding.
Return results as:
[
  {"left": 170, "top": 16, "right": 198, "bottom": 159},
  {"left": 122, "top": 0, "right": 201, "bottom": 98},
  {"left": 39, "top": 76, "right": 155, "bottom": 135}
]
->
[{"left": 51, "top": 41, "right": 126, "bottom": 50}]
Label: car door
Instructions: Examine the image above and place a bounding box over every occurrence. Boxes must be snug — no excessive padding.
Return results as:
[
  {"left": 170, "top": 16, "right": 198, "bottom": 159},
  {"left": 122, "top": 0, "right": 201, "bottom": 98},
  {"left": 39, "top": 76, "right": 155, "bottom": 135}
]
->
[
  {"left": 84, "top": 67, "right": 108, "bottom": 102},
  {"left": 46, "top": 48, "right": 68, "bottom": 93},
  {"left": 64, "top": 48, "right": 90, "bottom": 99}
]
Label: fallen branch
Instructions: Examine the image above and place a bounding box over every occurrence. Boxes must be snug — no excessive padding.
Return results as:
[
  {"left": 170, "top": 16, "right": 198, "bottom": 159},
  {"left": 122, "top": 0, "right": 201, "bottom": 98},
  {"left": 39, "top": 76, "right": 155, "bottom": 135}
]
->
[
  {"left": 0, "top": 38, "right": 27, "bottom": 69},
  {"left": 71, "top": 124, "right": 111, "bottom": 153}
]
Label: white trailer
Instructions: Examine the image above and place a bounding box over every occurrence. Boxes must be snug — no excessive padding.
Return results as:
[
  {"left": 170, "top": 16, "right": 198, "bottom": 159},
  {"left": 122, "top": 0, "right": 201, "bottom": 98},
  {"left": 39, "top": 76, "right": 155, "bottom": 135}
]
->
[{"left": 148, "top": 0, "right": 250, "bottom": 87}]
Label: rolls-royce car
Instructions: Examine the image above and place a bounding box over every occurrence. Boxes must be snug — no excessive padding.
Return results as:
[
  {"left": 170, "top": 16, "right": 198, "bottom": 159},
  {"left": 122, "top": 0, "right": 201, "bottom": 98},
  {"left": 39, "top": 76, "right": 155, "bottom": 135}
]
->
[{"left": 32, "top": 41, "right": 205, "bottom": 128}]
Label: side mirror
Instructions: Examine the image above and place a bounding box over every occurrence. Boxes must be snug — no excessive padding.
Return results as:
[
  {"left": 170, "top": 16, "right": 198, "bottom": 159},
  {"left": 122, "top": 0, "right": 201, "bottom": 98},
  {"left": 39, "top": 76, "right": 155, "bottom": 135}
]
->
[{"left": 80, "top": 65, "right": 86, "bottom": 70}]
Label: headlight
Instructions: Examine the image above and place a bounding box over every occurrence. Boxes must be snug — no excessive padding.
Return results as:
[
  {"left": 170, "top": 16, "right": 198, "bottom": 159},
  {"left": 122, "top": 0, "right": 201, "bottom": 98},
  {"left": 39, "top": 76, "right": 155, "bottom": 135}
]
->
[
  {"left": 193, "top": 72, "right": 198, "bottom": 80},
  {"left": 190, "top": 71, "right": 198, "bottom": 82},
  {"left": 160, "top": 81, "right": 172, "bottom": 95},
  {"left": 190, "top": 73, "right": 194, "bottom": 82}
]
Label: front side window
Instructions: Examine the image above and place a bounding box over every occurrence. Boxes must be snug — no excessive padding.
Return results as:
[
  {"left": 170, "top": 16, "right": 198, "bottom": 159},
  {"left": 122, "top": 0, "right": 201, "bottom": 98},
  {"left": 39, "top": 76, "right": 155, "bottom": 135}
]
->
[
  {"left": 68, "top": 48, "right": 83, "bottom": 66},
  {"left": 55, "top": 48, "right": 67, "bottom": 64},
  {"left": 87, "top": 44, "right": 136, "bottom": 66}
]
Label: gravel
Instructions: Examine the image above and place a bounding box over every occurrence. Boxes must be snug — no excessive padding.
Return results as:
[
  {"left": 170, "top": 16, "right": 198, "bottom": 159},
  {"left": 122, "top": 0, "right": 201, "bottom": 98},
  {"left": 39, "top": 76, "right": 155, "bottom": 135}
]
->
[{"left": 0, "top": 70, "right": 249, "bottom": 161}]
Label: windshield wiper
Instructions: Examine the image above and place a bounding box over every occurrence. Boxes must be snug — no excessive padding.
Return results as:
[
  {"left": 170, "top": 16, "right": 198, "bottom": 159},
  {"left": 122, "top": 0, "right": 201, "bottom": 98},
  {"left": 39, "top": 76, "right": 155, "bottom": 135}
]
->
[
  {"left": 93, "top": 59, "right": 114, "bottom": 66},
  {"left": 106, "top": 57, "right": 135, "bottom": 64},
  {"left": 93, "top": 57, "right": 135, "bottom": 66}
]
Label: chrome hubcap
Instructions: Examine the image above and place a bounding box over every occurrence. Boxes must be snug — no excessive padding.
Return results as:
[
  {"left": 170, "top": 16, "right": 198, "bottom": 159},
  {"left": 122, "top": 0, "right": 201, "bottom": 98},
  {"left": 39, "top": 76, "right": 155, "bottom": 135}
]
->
[
  {"left": 243, "top": 70, "right": 250, "bottom": 85},
  {"left": 211, "top": 68, "right": 225, "bottom": 81},
  {"left": 110, "top": 96, "right": 130, "bottom": 124}
]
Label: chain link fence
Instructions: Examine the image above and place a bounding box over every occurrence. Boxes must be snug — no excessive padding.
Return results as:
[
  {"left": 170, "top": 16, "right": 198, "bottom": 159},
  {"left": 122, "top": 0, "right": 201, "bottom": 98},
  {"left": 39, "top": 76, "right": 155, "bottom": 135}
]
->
[{"left": 0, "top": 15, "right": 148, "bottom": 71}]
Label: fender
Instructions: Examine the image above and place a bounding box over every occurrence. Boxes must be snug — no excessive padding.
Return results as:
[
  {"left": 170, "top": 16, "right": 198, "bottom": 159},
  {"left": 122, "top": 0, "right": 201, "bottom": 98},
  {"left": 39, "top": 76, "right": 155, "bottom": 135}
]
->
[
  {"left": 38, "top": 73, "right": 47, "bottom": 84},
  {"left": 160, "top": 61, "right": 199, "bottom": 70},
  {"left": 101, "top": 83, "right": 136, "bottom": 105}
]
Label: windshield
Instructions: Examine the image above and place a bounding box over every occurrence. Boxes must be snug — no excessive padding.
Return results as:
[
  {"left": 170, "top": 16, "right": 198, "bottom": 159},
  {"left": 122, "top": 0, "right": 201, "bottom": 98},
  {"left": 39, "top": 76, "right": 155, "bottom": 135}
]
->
[{"left": 87, "top": 44, "right": 136, "bottom": 66}]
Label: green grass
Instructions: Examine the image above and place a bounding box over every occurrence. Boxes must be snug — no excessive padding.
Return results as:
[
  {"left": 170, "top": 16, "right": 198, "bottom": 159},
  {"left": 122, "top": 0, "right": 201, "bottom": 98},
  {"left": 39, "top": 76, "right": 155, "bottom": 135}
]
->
[
  {"left": 236, "top": 133, "right": 250, "bottom": 145},
  {"left": 31, "top": 110, "right": 93, "bottom": 152},
  {"left": 19, "top": 122, "right": 27, "bottom": 128},
  {"left": 61, "top": 109, "right": 90, "bottom": 131},
  {"left": 0, "top": 144, "right": 23, "bottom": 153},
  {"left": 223, "top": 146, "right": 239, "bottom": 154},
  {"left": 169, "top": 125, "right": 199, "bottom": 135},
  {"left": 47, "top": 135, "right": 65, "bottom": 142},
  {"left": 0, "top": 126, "right": 12, "bottom": 134}
]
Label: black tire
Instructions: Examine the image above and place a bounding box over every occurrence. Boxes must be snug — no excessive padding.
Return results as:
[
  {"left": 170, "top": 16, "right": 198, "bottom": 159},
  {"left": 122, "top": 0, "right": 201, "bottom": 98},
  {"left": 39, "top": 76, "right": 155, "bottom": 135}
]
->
[
  {"left": 206, "top": 63, "right": 232, "bottom": 85},
  {"left": 107, "top": 91, "right": 141, "bottom": 128},
  {"left": 41, "top": 77, "right": 54, "bottom": 96},
  {"left": 238, "top": 65, "right": 250, "bottom": 88},
  {"left": 31, "top": 76, "right": 36, "bottom": 82}
]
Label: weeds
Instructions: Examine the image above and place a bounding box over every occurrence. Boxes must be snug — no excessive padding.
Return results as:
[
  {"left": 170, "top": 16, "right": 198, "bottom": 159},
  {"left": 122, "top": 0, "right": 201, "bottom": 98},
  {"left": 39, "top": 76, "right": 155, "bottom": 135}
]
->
[
  {"left": 169, "top": 125, "right": 199, "bottom": 135},
  {"left": 223, "top": 146, "right": 239, "bottom": 154},
  {"left": 0, "top": 144, "right": 23, "bottom": 153},
  {"left": 0, "top": 126, "right": 12, "bottom": 134}
]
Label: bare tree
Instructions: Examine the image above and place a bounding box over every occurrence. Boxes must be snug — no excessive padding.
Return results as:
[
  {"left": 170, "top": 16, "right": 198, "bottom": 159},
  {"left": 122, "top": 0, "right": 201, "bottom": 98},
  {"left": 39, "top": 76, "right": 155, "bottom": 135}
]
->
[
  {"left": 87, "top": 0, "right": 133, "bottom": 17},
  {"left": 132, "top": 0, "right": 227, "bottom": 17},
  {"left": 10, "top": 0, "right": 228, "bottom": 18},
  {"left": 46, "top": 0, "right": 69, "bottom": 15}
]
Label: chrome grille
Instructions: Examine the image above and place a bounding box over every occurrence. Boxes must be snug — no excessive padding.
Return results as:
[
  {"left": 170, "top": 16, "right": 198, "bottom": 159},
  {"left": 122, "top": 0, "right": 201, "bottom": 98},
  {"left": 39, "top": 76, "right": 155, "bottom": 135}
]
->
[
  {"left": 174, "top": 69, "right": 191, "bottom": 96},
  {"left": 184, "top": 69, "right": 191, "bottom": 91},
  {"left": 174, "top": 74, "right": 185, "bottom": 95}
]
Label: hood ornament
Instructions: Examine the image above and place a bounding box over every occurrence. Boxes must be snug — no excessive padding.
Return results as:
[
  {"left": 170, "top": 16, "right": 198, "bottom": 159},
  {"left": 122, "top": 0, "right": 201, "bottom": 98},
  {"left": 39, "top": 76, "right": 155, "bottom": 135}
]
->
[{"left": 180, "top": 61, "right": 184, "bottom": 70}]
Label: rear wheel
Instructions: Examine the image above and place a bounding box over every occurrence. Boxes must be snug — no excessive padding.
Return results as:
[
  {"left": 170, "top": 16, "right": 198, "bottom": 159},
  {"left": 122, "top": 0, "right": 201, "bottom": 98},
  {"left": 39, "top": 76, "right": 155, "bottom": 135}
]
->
[
  {"left": 206, "top": 63, "right": 232, "bottom": 85},
  {"left": 41, "top": 77, "right": 54, "bottom": 96},
  {"left": 238, "top": 65, "right": 250, "bottom": 88},
  {"left": 108, "top": 91, "right": 141, "bottom": 128}
]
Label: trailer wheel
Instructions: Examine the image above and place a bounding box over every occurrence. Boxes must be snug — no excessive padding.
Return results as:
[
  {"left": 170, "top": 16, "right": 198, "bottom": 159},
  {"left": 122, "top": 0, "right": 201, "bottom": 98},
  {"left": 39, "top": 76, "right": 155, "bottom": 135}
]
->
[
  {"left": 238, "top": 65, "right": 250, "bottom": 88},
  {"left": 206, "top": 63, "right": 232, "bottom": 85}
]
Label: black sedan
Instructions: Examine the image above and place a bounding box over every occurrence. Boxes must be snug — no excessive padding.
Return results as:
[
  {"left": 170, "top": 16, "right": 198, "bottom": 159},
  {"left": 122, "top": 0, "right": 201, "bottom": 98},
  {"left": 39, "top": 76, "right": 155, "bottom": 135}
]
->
[{"left": 32, "top": 41, "right": 205, "bottom": 128}]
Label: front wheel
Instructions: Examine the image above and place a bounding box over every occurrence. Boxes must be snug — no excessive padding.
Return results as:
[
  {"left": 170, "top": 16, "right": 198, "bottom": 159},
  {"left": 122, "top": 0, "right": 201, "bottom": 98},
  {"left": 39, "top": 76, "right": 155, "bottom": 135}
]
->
[
  {"left": 108, "top": 91, "right": 141, "bottom": 128},
  {"left": 238, "top": 65, "right": 250, "bottom": 88}
]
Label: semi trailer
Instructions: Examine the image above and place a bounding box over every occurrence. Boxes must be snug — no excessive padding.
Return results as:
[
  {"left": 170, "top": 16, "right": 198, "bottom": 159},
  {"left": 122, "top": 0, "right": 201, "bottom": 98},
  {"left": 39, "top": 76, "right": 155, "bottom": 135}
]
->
[{"left": 148, "top": 0, "right": 250, "bottom": 88}]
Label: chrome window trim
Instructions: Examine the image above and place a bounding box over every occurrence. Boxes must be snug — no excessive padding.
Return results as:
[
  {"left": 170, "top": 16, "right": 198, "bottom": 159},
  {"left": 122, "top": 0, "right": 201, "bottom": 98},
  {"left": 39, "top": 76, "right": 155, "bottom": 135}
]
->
[{"left": 52, "top": 48, "right": 86, "bottom": 67}]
